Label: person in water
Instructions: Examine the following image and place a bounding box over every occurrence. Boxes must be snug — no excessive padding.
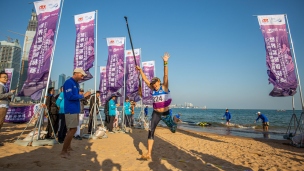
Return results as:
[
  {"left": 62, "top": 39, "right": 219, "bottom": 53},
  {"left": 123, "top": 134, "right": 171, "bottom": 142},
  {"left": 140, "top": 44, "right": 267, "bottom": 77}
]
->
[
  {"left": 254, "top": 111, "right": 269, "bottom": 131},
  {"left": 136, "top": 52, "right": 174, "bottom": 160},
  {"left": 222, "top": 109, "right": 231, "bottom": 125}
]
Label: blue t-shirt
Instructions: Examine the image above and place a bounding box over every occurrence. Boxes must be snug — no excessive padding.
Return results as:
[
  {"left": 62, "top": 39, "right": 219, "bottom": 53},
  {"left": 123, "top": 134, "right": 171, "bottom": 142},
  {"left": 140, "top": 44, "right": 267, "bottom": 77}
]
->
[
  {"left": 144, "top": 107, "right": 148, "bottom": 116},
  {"left": 223, "top": 112, "right": 231, "bottom": 120},
  {"left": 63, "top": 77, "right": 84, "bottom": 114},
  {"left": 124, "top": 102, "right": 131, "bottom": 115},
  {"left": 256, "top": 114, "right": 269, "bottom": 122},
  {"left": 108, "top": 99, "right": 117, "bottom": 116},
  {"left": 56, "top": 92, "right": 65, "bottom": 114}
]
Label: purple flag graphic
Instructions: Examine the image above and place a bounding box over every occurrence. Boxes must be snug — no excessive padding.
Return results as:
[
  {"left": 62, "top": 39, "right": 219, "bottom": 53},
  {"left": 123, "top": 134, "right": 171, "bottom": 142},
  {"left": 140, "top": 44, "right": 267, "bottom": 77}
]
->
[
  {"left": 141, "top": 61, "right": 155, "bottom": 105},
  {"left": 125, "top": 49, "right": 141, "bottom": 102},
  {"left": 74, "top": 11, "right": 95, "bottom": 82},
  {"left": 258, "top": 15, "right": 297, "bottom": 96},
  {"left": 5, "top": 104, "right": 39, "bottom": 123},
  {"left": 99, "top": 66, "right": 108, "bottom": 105},
  {"left": 19, "top": 0, "right": 61, "bottom": 96},
  {"left": 106, "top": 37, "right": 125, "bottom": 92},
  {"left": 4, "top": 68, "right": 13, "bottom": 91}
]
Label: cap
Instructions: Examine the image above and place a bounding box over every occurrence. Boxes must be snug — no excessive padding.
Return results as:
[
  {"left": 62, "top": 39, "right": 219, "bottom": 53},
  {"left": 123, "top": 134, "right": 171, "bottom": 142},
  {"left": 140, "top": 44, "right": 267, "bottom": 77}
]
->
[
  {"left": 256, "top": 111, "right": 261, "bottom": 115},
  {"left": 79, "top": 88, "right": 84, "bottom": 92},
  {"left": 150, "top": 77, "right": 160, "bottom": 85},
  {"left": 74, "top": 68, "right": 87, "bottom": 76}
]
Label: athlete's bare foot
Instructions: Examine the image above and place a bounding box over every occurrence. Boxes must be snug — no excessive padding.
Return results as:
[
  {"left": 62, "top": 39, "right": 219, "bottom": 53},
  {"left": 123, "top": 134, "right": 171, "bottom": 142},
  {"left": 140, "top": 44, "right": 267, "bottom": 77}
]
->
[
  {"left": 140, "top": 153, "right": 151, "bottom": 160},
  {"left": 60, "top": 151, "right": 70, "bottom": 159}
]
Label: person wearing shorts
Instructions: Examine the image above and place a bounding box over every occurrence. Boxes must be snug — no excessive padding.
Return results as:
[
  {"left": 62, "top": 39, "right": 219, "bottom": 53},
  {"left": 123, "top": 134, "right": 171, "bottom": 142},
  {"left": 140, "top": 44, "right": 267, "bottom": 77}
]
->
[
  {"left": 255, "top": 111, "right": 269, "bottom": 131},
  {"left": 60, "top": 68, "right": 91, "bottom": 159}
]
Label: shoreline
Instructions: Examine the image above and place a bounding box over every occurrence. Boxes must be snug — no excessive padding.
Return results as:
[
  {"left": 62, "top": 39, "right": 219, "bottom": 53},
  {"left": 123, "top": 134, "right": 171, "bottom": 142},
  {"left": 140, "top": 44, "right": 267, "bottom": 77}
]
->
[{"left": 1, "top": 122, "right": 304, "bottom": 170}]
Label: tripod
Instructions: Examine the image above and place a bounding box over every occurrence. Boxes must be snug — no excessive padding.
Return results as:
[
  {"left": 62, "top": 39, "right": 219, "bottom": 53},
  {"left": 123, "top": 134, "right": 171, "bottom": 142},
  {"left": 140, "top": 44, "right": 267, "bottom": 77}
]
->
[
  {"left": 82, "top": 102, "right": 107, "bottom": 139},
  {"left": 15, "top": 91, "right": 57, "bottom": 146}
]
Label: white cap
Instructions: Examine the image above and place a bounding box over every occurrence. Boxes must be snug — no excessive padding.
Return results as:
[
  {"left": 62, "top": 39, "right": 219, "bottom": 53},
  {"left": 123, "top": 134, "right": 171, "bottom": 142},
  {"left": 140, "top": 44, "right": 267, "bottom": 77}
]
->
[
  {"left": 256, "top": 111, "right": 261, "bottom": 115},
  {"left": 73, "top": 68, "right": 87, "bottom": 76}
]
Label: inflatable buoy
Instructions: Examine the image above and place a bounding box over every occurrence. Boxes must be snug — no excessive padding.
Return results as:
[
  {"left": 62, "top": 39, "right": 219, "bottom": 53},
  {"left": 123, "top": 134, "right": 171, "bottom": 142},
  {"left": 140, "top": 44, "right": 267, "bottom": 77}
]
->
[{"left": 197, "top": 122, "right": 211, "bottom": 126}]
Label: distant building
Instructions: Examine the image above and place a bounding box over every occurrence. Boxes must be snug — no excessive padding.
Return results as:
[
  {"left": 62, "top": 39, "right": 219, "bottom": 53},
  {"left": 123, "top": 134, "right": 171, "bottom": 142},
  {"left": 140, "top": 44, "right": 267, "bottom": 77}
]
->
[
  {"left": 17, "top": 10, "right": 37, "bottom": 93},
  {"left": 0, "top": 39, "right": 22, "bottom": 91},
  {"left": 58, "top": 73, "right": 66, "bottom": 88},
  {"left": 80, "top": 82, "right": 84, "bottom": 90}
]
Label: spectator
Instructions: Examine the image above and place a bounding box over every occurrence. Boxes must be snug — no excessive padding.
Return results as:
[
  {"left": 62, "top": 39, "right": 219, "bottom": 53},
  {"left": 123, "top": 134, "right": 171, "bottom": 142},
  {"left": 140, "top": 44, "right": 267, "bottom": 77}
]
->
[
  {"left": 0, "top": 71, "right": 15, "bottom": 146},
  {"left": 56, "top": 87, "right": 66, "bottom": 143},
  {"left": 108, "top": 94, "right": 120, "bottom": 133},
  {"left": 45, "top": 87, "right": 59, "bottom": 139}
]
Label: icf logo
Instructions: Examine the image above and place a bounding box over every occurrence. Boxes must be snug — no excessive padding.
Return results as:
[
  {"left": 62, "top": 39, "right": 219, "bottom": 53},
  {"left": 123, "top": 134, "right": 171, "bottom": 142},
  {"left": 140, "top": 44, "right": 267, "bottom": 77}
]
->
[
  {"left": 110, "top": 40, "right": 115, "bottom": 44},
  {"left": 78, "top": 17, "right": 83, "bottom": 22},
  {"left": 127, "top": 52, "right": 132, "bottom": 55},
  {"left": 39, "top": 5, "right": 46, "bottom": 10},
  {"left": 262, "top": 18, "right": 269, "bottom": 23}
]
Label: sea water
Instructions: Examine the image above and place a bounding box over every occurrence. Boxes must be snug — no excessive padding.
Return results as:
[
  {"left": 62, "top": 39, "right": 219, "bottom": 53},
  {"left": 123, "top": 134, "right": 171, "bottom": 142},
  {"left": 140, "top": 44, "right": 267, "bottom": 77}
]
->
[{"left": 132, "top": 108, "right": 304, "bottom": 140}]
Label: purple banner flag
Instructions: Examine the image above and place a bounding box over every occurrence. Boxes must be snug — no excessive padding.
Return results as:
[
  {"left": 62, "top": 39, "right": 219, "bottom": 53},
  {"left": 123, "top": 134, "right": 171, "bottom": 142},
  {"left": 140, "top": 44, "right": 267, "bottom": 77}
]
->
[
  {"left": 74, "top": 11, "right": 95, "bottom": 82},
  {"left": 125, "top": 49, "right": 141, "bottom": 102},
  {"left": 141, "top": 61, "right": 155, "bottom": 105},
  {"left": 4, "top": 68, "right": 13, "bottom": 91},
  {"left": 99, "top": 66, "right": 108, "bottom": 105},
  {"left": 19, "top": 0, "right": 61, "bottom": 96},
  {"left": 258, "top": 15, "right": 297, "bottom": 97},
  {"left": 106, "top": 37, "right": 125, "bottom": 92},
  {"left": 5, "top": 104, "right": 39, "bottom": 123}
]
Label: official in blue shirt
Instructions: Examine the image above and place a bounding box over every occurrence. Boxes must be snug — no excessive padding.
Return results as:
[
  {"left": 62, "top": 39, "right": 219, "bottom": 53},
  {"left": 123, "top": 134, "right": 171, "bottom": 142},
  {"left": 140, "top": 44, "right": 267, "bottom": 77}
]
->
[
  {"left": 124, "top": 97, "right": 131, "bottom": 127},
  {"left": 60, "top": 68, "right": 91, "bottom": 159},
  {"left": 144, "top": 106, "right": 148, "bottom": 117},
  {"left": 255, "top": 111, "right": 269, "bottom": 131},
  {"left": 223, "top": 109, "right": 231, "bottom": 125},
  {"left": 108, "top": 94, "right": 120, "bottom": 133},
  {"left": 56, "top": 86, "right": 66, "bottom": 143}
]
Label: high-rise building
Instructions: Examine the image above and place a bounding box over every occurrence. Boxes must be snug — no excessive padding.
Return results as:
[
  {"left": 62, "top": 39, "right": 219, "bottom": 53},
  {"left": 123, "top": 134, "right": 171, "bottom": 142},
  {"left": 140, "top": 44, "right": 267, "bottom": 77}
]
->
[
  {"left": 80, "top": 82, "right": 84, "bottom": 90},
  {"left": 17, "top": 10, "right": 37, "bottom": 93},
  {"left": 0, "top": 39, "right": 22, "bottom": 91},
  {"left": 58, "top": 74, "right": 66, "bottom": 88}
]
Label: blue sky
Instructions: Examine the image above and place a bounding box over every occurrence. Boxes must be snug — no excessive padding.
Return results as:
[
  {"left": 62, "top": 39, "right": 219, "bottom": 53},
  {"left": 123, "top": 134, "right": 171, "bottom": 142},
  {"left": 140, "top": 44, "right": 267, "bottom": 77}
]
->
[{"left": 1, "top": 0, "right": 304, "bottom": 110}]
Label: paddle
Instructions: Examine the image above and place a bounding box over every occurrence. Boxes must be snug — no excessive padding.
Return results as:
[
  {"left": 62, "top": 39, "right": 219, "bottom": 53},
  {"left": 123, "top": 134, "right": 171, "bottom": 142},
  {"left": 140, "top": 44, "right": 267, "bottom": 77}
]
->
[{"left": 124, "top": 16, "right": 142, "bottom": 98}]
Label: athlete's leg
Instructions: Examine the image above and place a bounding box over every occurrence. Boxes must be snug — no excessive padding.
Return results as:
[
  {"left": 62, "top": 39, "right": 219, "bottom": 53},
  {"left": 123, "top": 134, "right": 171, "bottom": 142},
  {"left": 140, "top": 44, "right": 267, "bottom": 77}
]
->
[{"left": 142, "top": 110, "right": 161, "bottom": 159}]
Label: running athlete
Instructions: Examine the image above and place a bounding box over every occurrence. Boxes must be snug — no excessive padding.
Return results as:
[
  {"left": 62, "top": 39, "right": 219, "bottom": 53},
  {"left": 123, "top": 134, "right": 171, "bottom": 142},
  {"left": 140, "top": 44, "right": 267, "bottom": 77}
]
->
[{"left": 136, "top": 52, "right": 175, "bottom": 160}]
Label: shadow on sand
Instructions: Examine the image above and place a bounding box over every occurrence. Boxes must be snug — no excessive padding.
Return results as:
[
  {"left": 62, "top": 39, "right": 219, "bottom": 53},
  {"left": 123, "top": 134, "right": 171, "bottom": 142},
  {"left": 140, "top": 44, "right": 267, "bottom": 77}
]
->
[{"left": 127, "top": 127, "right": 251, "bottom": 171}]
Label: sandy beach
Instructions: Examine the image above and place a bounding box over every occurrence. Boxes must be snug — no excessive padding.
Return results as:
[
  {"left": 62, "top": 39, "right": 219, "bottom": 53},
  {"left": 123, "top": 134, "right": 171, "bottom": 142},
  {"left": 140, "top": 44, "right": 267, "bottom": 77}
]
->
[{"left": 0, "top": 122, "right": 304, "bottom": 171}]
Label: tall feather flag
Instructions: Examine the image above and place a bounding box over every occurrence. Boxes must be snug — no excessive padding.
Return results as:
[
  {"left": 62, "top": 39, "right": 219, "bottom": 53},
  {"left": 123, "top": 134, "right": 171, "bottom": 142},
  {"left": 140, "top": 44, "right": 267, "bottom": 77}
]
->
[
  {"left": 19, "top": 0, "right": 61, "bottom": 96},
  {"left": 125, "top": 49, "right": 141, "bottom": 102},
  {"left": 141, "top": 61, "right": 155, "bottom": 105},
  {"left": 257, "top": 14, "right": 297, "bottom": 96},
  {"left": 74, "top": 11, "right": 95, "bottom": 82}
]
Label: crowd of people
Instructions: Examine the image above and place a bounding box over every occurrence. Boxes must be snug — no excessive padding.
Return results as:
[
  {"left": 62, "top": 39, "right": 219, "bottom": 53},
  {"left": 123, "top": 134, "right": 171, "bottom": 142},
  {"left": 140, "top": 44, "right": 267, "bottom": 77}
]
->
[{"left": 0, "top": 52, "right": 271, "bottom": 160}]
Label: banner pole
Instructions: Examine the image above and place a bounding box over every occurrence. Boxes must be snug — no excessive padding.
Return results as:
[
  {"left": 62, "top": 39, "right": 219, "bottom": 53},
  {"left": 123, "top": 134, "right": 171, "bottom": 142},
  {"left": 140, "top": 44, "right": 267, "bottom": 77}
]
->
[
  {"left": 93, "top": 10, "right": 98, "bottom": 133},
  {"left": 285, "top": 14, "right": 304, "bottom": 110},
  {"left": 122, "top": 37, "right": 126, "bottom": 132},
  {"left": 36, "top": 0, "right": 64, "bottom": 143},
  {"left": 43, "top": 0, "right": 64, "bottom": 104}
]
